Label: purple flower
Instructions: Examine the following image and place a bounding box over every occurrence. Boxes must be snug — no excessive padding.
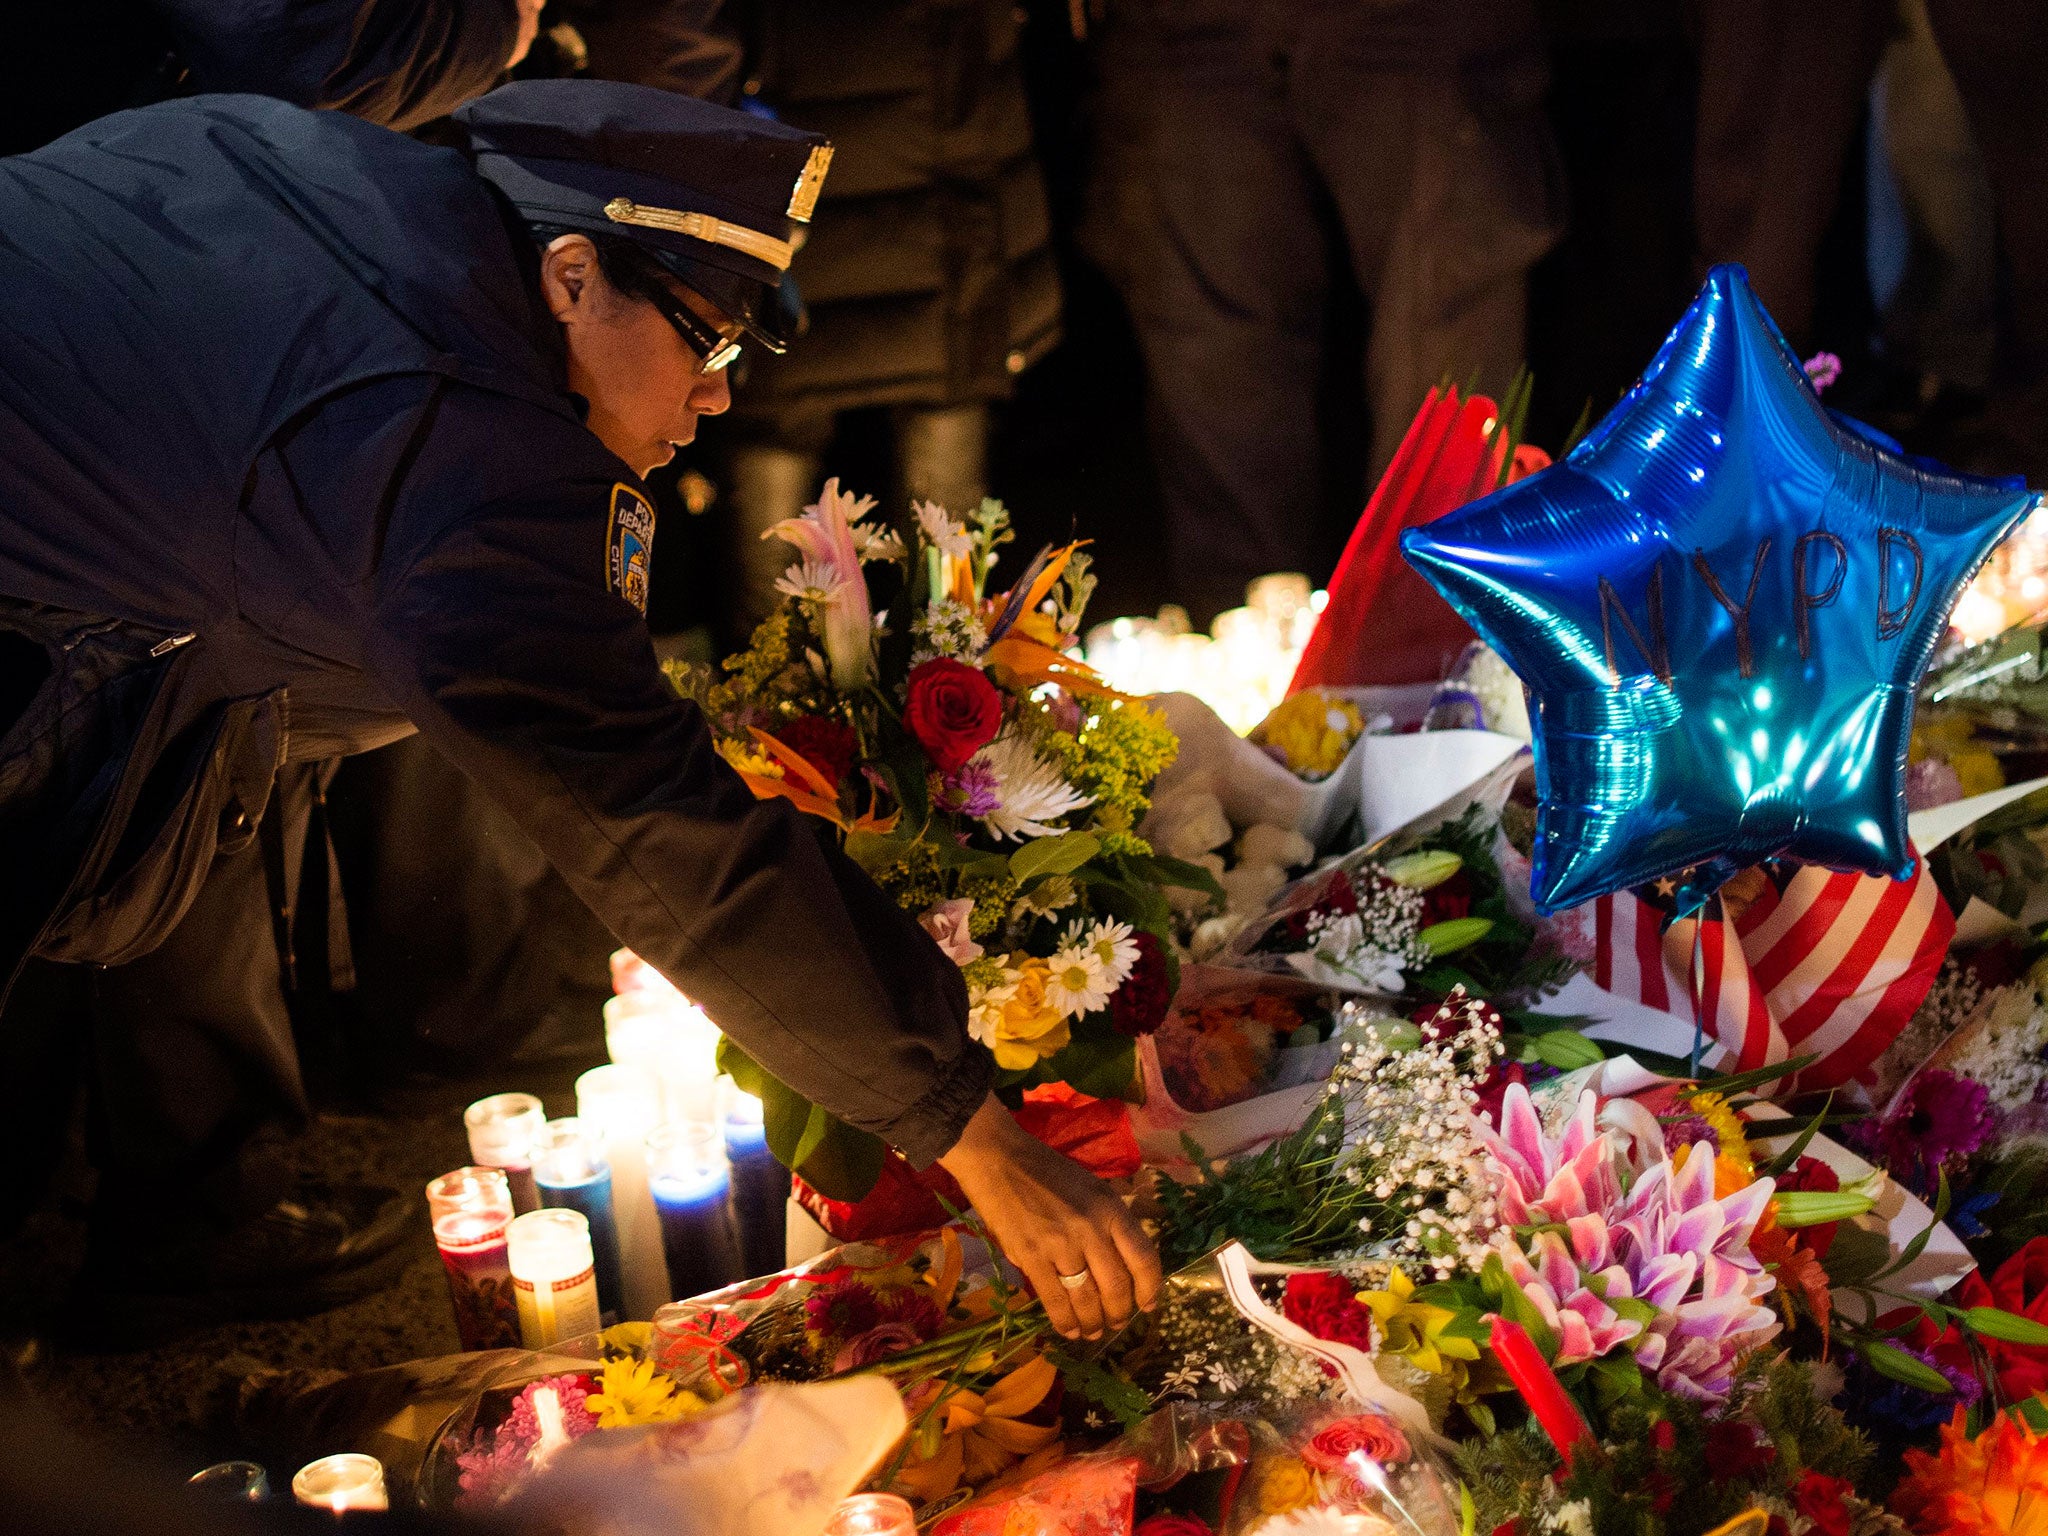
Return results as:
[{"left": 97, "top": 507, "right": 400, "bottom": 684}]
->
[
  {"left": 455, "top": 1375, "right": 596, "bottom": 1507},
  {"left": 1868, "top": 1069, "right": 1996, "bottom": 1192},
  {"left": 934, "top": 759, "right": 1001, "bottom": 818},
  {"left": 1662, "top": 1115, "right": 1720, "bottom": 1157},
  {"left": 1803, "top": 351, "right": 1843, "bottom": 393}
]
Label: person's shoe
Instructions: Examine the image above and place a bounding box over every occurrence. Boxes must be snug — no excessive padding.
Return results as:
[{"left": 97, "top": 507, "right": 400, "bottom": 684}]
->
[{"left": 75, "top": 1180, "right": 417, "bottom": 1343}]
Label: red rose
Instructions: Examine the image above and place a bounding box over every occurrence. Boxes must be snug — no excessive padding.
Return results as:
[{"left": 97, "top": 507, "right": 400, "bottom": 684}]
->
[
  {"left": 902, "top": 658, "right": 1003, "bottom": 773},
  {"left": 1301, "top": 1414, "right": 1410, "bottom": 1473},
  {"left": 1134, "top": 1517, "right": 1212, "bottom": 1536},
  {"left": 1792, "top": 1471, "right": 1855, "bottom": 1536},
  {"left": 1282, "top": 1272, "right": 1377, "bottom": 1354}
]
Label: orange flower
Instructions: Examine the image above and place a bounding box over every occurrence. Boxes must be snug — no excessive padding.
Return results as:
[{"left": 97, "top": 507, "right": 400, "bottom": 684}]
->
[
  {"left": 1892, "top": 1403, "right": 2048, "bottom": 1535},
  {"left": 887, "top": 1353, "right": 1062, "bottom": 1503}
]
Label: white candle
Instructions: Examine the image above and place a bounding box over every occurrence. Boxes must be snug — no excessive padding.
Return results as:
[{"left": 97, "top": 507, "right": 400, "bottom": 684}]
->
[
  {"left": 604, "top": 992, "right": 720, "bottom": 1124},
  {"left": 291, "top": 1454, "right": 387, "bottom": 1514},
  {"left": 507, "top": 1208, "right": 603, "bottom": 1348},
  {"left": 575, "top": 1064, "right": 669, "bottom": 1320}
]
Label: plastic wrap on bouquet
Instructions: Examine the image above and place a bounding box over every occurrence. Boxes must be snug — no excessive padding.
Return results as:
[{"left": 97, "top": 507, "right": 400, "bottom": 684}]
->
[{"left": 1134, "top": 965, "right": 1343, "bottom": 1161}]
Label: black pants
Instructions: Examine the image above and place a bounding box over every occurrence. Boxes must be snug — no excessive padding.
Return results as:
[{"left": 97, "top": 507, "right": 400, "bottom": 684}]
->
[
  {"left": 1085, "top": 0, "right": 1563, "bottom": 623},
  {"left": 4, "top": 763, "right": 329, "bottom": 1237}
]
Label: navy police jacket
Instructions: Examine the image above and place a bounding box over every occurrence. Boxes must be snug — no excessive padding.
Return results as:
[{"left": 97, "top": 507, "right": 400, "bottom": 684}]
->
[{"left": 0, "top": 97, "right": 986, "bottom": 1166}]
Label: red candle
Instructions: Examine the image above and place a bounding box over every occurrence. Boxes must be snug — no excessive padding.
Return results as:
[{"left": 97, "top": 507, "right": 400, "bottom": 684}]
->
[{"left": 1487, "top": 1315, "right": 1595, "bottom": 1467}]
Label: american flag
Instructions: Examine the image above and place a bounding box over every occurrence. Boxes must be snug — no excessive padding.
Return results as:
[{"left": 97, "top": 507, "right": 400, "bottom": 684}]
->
[{"left": 1589, "top": 854, "right": 1954, "bottom": 1093}]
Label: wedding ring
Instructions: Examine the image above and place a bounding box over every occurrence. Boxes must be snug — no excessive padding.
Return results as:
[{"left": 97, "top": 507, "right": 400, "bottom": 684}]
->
[{"left": 1056, "top": 1268, "right": 1093, "bottom": 1290}]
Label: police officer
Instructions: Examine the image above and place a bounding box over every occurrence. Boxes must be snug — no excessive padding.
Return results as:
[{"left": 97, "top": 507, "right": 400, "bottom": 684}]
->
[{"left": 0, "top": 79, "right": 1159, "bottom": 1342}]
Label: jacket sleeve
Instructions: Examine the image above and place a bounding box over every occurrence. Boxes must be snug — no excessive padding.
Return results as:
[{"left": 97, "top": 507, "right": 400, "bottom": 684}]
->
[
  {"left": 157, "top": 0, "right": 522, "bottom": 131},
  {"left": 356, "top": 444, "right": 989, "bottom": 1168}
]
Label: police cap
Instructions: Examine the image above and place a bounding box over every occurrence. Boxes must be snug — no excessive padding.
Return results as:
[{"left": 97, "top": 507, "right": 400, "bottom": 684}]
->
[{"left": 455, "top": 79, "right": 831, "bottom": 353}]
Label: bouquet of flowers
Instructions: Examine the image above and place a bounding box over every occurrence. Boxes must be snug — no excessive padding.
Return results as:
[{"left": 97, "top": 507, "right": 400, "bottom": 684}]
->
[{"left": 669, "top": 484, "right": 1216, "bottom": 1196}]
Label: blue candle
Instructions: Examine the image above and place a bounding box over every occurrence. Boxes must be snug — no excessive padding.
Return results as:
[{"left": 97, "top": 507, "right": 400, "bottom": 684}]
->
[
  {"left": 531, "top": 1118, "right": 624, "bottom": 1324},
  {"left": 723, "top": 1090, "right": 790, "bottom": 1278},
  {"left": 646, "top": 1122, "right": 743, "bottom": 1303}
]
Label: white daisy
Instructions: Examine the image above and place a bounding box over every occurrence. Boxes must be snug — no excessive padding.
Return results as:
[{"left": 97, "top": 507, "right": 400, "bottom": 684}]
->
[
  {"left": 1045, "top": 942, "right": 1112, "bottom": 1018},
  {"left": 1085, "top": 918, "right": 1140, "bottom": 987},
  {"left": 974, "top": 731, "right": 1093, "bottom": 840},
  {"left": 914, "top": 499, "right": 973, "bottom": 559},
  {"left": 775, "top": 557, "right": 848, "bottom": 605}
]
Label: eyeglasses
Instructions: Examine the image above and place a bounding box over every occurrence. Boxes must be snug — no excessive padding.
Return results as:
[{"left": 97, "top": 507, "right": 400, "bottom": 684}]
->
[{"left": 642, "top": 283, "right": 744, "bottom": 374}]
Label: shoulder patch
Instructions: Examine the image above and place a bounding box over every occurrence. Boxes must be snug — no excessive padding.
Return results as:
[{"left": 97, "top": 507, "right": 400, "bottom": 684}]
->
[{"left": 606, "top": 483, "right": 656, "bottom": 615}]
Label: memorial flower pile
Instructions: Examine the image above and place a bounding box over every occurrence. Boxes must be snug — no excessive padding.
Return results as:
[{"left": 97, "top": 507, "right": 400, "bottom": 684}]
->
[{"left": 670, "top": 484, "right": 1215, "bottom": 1196}]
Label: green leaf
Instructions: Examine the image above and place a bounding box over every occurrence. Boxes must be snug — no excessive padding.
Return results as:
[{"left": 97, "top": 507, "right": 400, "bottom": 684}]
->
[
  {"left": 1531, "top": 1030, "right": 1607, "bottom": 1071},
  {"left": 1125, "top": 853, "right": 1226, "bottom": 904},
  {"left": 715, "top": 1037, "right": 885, "bottom": 1200},
  {"left": 1039, "top": 1032, "right": 1140, "bottom": 1102},
  {"left": 1821, "top": 1224, "right": 1891, "bottom": 1286},
  {"left": 1587, "top": 1352, "right": 1644, "bottom": 1407},
  {"left": 1701, "top": 1053, "right": 1820, "bottom": 1097},
  {"left": 788, "top": 1113, "right": 886, "bottom": 1203},
  {"left": 1761, "top": 1095, "right": 1834, "bottom": 1177},
  {"left": 1861, "top": 1342, "right": 1957, "bottom": 1395},
  {"left": 2013, "top": 1395, "right": 2048, "bottom": 1433},
  {"left": 1772, "top": 1191, "right": 1877, "bottom": 1227},
  {"left": 1010, "top": 830, "right": 1102, "bottom": 884},
  {"left": 1419, "top": 917, "right": 1494, "bottom": 957},
  {"left": 843, "top": 830, "right": 913, "bottom": 874},
  {"left": 1962, "top": 1307, "right": 2048, "bottom": 1346}
]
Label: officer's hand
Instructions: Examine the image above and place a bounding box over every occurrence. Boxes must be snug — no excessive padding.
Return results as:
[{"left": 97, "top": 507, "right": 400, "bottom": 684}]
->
[{"left": 937, "top": 1094, "right": 1162, "bottom": 1340}]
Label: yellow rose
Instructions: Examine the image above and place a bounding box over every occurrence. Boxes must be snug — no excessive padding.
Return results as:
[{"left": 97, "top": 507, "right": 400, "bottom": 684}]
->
[
  {"left": 1251, "top": 1454, "right": 1316, "bottom": 1515},
  {"left": 983, "top": 960, "right": 1070, "bottom": 1070}
]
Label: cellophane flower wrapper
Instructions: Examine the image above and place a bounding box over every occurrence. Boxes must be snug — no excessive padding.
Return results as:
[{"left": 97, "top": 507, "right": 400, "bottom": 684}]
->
[
  {"left": 419, "top": 1331, "right": 627, "bottom": 1511},
  {"left": 1140, "top": 964, "right": 1342, "bottom": 1116}
]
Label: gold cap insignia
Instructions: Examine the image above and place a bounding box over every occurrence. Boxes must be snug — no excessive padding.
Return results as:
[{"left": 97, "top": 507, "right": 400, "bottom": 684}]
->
[
  {"left": 602, "top": 198, "right": 795, "bottom": 272},
  {"left": 787, "top": 143, "right": 833, "bottom": 222}
]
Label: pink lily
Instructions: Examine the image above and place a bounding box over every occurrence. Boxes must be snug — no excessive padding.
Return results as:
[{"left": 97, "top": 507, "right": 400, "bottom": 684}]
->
[
  {"left": 1477, "top": 1084, "right": 1621, "bottom": 1226},
  {"left": 764, "top": 478, "right": 877, "bottom": 689}
]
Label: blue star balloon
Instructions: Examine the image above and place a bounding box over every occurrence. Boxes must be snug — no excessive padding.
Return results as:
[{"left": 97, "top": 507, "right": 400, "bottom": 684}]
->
[{"left": 1402, "top": 265, "right": 2039, "bottom": 914}]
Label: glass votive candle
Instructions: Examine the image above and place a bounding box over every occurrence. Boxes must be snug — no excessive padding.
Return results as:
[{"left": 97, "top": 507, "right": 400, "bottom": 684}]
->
[
  {"left": 823, "top": 1493, "right": 918, "bottom": 1536},
  {"left": 532, "top": 1116, "right": 624, "bottom": 1321},
  {"left": 722, "top": 1081, "right": 789, "bottom": 1278},
  {"left": 425, "top": 1165, "right": 520, "bottom": 1350},
  {"left": 604, "top": 994, "right": 721, "bottom": 1124},
  {"left": 291, "top": 1453, "right": 387, "bottom": 1514},
  {"left": 506, "top": 1207, "right": 603, "bottom": 1348},
  {"left": 188, "top": 1461, "right": 268, "bottom": 1500},
  {"left": 464, "top": 1092, "right": 547, "bottom": 1213},
  {"left": 646, "top": 1119, "right": 742, "bottom": 1303}
]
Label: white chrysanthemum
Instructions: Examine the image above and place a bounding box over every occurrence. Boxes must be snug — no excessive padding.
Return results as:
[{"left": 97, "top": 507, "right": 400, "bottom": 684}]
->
[
  {"left": 974, "top": 731, "right": 1093, "bottom": 840},
  {"left": 775, "top": 557, "right": 849, "bottom": 605},
  {"left": 1045, "top": 943, "right": 1112, "bottom": 1018},
  {"left": 914, "top": 499, "right": 973, "bottom": 559}
]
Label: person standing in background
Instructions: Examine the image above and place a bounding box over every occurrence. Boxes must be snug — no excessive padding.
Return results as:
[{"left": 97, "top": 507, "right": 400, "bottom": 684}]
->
[
  {"left": 2, "top": 0, "right": 548, "bottom": 153},
  {"left": 1078, "top": 0, "right": 1564, "bottom": 628}
]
